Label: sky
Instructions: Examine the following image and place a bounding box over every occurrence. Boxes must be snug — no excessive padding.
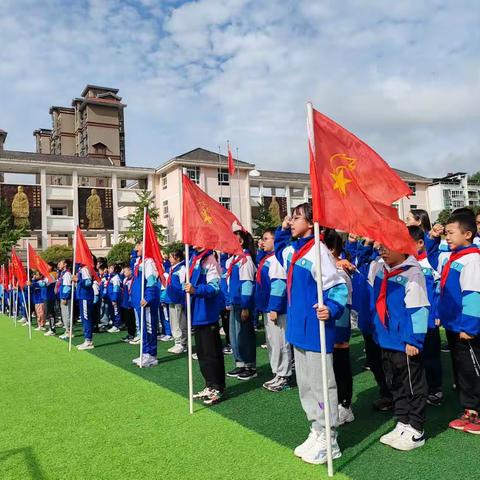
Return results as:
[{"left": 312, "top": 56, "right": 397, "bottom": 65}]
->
[{"left": 0, "top": 0, "right": 478, "bottom": 177}]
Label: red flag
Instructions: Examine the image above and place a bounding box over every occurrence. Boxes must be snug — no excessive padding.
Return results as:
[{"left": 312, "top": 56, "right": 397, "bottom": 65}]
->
[
  {"left": 75, "top": 227, "right": 100, "bottom": 282},
  {"left": 11, "top": 248, "right": 27, "bottom": 288},
  {"left": 143, "top": 212, "right": 166, "bottom": 286},
  {"left": 227, "top": 142, "right": 235, "bottom": 176},
  {"left": 182, "top": 173, "right": 244, "bottom": 255},
  {"left": 307, "top": 105, "right": 415, "bottom": 254},
  {"left": 28, "top": 244, "right": 51, "bottom": 279}
]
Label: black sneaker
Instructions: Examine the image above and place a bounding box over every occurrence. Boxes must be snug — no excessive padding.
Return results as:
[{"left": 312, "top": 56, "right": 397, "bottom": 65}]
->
[
  {"left": 427, "top": 392, "right": 444, "bottom": 406},
  {"left": 222, "top": 345, "right": 233, "bottom": 355},
  {"left": 237, "top": 368, "right": 258, "bottom": 381},
  {"left": 373, "top": 397, "right": 394, "bottom": 411},
  {"left": 227, "top": 367, "right": 245, "bottom": 378},
  {"left": 122, "top": 335, "right": 134, "bottom": 343}
]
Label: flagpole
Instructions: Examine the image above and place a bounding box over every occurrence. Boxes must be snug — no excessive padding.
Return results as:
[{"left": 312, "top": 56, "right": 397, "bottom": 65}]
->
[
  {"left": 139, "top": 206, "right": 147, "bottom": 368},
  {"left": 14, "top": 280, "right": 18, "bottom": 325},
  {"left": 307, "top": 101, "right": 334, "bottom": 477},
  {"left": 1, "top": 265, "right": 4, "bottom": 314},
  {"left": 26, "top": 241, "right": 32, "bottom": 340},
  {"left": 227, "top": 141, "right": 233, "bottom": 214},
  {"left": 236, "top": 147, "right": 242, "bottom": 224},
  {"left": 181, "top": 167, "right": 194, "bottom": 414},
  {"left": 69, "top": 229, "right": 77, "bottom": 352},
  {"left": 218, "top": 146, "right": 223, "bottom": 201}
]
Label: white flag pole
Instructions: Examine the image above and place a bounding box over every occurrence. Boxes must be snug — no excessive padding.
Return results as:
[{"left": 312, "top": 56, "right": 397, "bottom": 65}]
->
[
  {"left": 236, "top": 147, "right": 242, "bottom": 224},
  {"left": 181, "top": 168, "right": 194, "bottom": 414},
  {"left": 26, "top": 242, "right": 32, "bottom": 340},
  {"left": 14, "top": 280, "right": 18, "bottom": 325},
  {"left": 307, "top": 102, "right": 334, "bottom": 477},
  {"left": 139, "top": 206, "right": 147, "bottom": 368},
  {"left": 227, "top": 141, "right": 233, "bottom": 214},
  {"left": 1, "top": 265, "right": 4, "bottom": 314},
  {"left": 69, "top": 229, "right": 77, "bottom": 352}
]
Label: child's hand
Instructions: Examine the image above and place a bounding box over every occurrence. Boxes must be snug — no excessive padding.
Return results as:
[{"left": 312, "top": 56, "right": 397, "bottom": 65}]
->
[
  {"left": 282, "top": 215, "right": 291, "bottom": 230},
  {"left": 459, "top": 332, "right": 474, "bottom": 340},
  {"left": 184, "top": 283, "right": 195, "bottom": 295},
  {"left": 268, "top": 311, "right": 278, "bottom": 323},
  {"left": 435, "top": 319, "right": 441, "bottom": 327},
  {"left": 405, "top": 344, "right": 419, "bottom": 356},
  {"left": 313, "top": 304, "right": 330, "bottom": 321},
  {"left": 430, "top": 223, "right": 444, "bottom": 238},
  {"left": 140, "top": 299, "right": 148, "bottom": 307},
  {"left": 240, "top": 309, "right": 250, "bottom": 322}
]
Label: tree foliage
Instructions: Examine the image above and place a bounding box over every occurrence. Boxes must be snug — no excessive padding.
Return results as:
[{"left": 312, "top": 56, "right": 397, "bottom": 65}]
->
[
  {"left": 120, "top": 190, "right": 166, "bottom": 244},
  {"left": 0, "top": 199, "right": 27, "bottom": 264},
  {"left": 107, "top": 241, "right": 135, "bottom": 266},
  {"left": 469, "top": 171, "right": 480, "bottom": 183},
  {"left": 40, "top": 245, "right": 73, "bottom": 264},
  {"left": 162, "top": 241, "right": 184, "bottom": 256},
  {"left": 252, "top": 201, "right": 276, "bottom": 238}
]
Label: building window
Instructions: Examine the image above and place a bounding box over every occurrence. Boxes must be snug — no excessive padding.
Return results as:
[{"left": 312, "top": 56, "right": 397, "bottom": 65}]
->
[
  {"left": 451, "top": 190, "right": 464, "bottom": 198},
  {"left": 410, "top": 204, "right": 417, "bottom": 209},
  {"left": 162, "top": 200, "right": 169, "bottom": 219},
  {"left": 185, "top": 166, "right": 200, "bottom": 184},
  {"left": 161, "top": 173, "right": 167, "bottom": 190},
  {"left": 51, "top": 206, "right": 67, "bottom": 216},
  {"left": 290, "top": 187, "right": 304, "bottom": 197},
  {"left": 217, "top": 168, "right": 230, "bottom": 186},
  {"left": 408, "top": 182, "right": 416, "bottom": 195},
  {"left": 219, "top": 197, "right": 230, "bottom": 210}
]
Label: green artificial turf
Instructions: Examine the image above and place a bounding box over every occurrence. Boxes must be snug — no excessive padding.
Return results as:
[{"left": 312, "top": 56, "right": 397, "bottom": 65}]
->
[{"left": 0, "top": 314, "right": 477, "bottom": 480}]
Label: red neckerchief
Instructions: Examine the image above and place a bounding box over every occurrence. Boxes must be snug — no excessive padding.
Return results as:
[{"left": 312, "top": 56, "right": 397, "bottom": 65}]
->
[
  {"left": 189, "top": 251, "right": 211, "bottom": 278},
  {"left": 375, "top": 266, "right": 410, "bottom": 327},
  {"left": 134, "top": 258, "right": 141, "bottom": 278},
  {"left": 440, "top": 246, "right": 479, "bottom": 293},
  {"left": 167, "top": 262, "right": 183, "bottom": 286},
  {"left": 255, "top": 252, "right": 274, "bottom": 285},
  {"left": 226, "top": 254, "right": 248, "bottom": 279},
  {"left": 124, "top": 276, "right": 133, "bottom": 294},
  {"left": 286, "top": 238, "right": 315, "bottom": 305},
  {"left": 415, "top": 251, "right": 427, "bottom": 261}
]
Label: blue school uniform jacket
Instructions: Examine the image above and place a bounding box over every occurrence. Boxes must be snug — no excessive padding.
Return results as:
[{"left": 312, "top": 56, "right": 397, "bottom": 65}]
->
[
  {"left": 106, "top": 273, "right": 121, "bottom": 303},
  {"left": 254, "top": 250, "right": 287, "bottom": 314},
  {"left": 120, "top": 276, "right": 133, "bottom": 309},
  {"left": 189, "top": 250, "right": 223, "bottom": 326},
  {"left": 32, "top": 278, "right": 48, "bottom": 304},
  {"left": 165, "top": 261, "right": 186, "bottom": 306},
  {"left": 335, "top": 268, "right": 352, "bottom": 344},
  {"left": 58, "top": 270, "right": 72, "bottom": 300},
  {"left": 437, "top": 244, "right": 480, "bottom": 336},
  {"left": 130, "top": 257, "right": 160, "bottom": 310},
  {"left": 76, "top": 266, "right": 94, "bottom": 302},
  {"left": 225, "top": 250, "right": 256, "bottom": 310},
  {"left": 369, "top": 256, "right": 430, "bottom": 352},
  {"left": 274, "top": 227, "right": 347, "bottom": 353},
  {"left": 417, "top": 255, "right": 440, "bottom": 329}
]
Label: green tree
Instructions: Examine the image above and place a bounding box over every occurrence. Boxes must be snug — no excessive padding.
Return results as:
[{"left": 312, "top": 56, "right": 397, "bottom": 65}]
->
[
  {"left": 107, "top": 241, "right": 135, "bottom": 266},
  {"left": 252, "top": 201, "right": 276, "bottom": 238},
  {"left": 40, "top": 245, "right": 73, "bottom": 264},
  {"left": 435, "top": 208, "right": 451, "bottom": 225},
  {"left": 0, "top": 198, "right": 27, "bottom": 264},
  {"left": 162, "top": 241, "right": 184, "bottom": 256},
  {"left": 120, "top": 190, "right": 166, "bottom": 244},
  {"left": 469, "top": 171, "right": 480, "bottom": 183}
]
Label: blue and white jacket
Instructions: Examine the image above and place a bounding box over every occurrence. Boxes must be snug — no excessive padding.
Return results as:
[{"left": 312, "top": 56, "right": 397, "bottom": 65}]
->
[
  {"left": 335, "top": 268, "right": 352, "bottom": 344},
  {"left": 225, "top": 250, "right": 256, "bottom": 310},
  {"left": 437, "top": 244, "right": 480, "bottom": 336},
  {"left": 32, "top": 277, "right": 48, "bottom": 304},
  {"left": 76, "top": 266, "right": 94, "bottom": 302},
  {"left": 57, "top": 270, "right": 72, "bottom": 300},
  {"left": 369, "top": 255, "right": 430, "bottom": 352},
  {"left": 130, "top": 257, "right": 160, "bottom": 310},
  {"left": 417, "top": 255, "right": 440, "bottom": 330},
  {"left": 188, "top": 250, "right": 223, "bottom": 326},
  {"left": 120, "top": 275, "right": 133, "bottom": 309},
  {"left": 165, "top": 261, "right": 186, "bottom": 306},
  {"left": 106, "top": 273, "right": 121, "bottom": 303},
  {"left": 274, "top": 227, "right": 347, "bottom": 353},
  {"left": 254, "top": 250, "right": 287, "bottom": 314}
]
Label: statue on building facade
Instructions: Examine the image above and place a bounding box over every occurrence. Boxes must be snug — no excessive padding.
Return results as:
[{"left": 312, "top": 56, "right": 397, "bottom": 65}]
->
[
  {"left": 86, "top": 188, "right": 104, "bottom": 229},
  {"left": 269, "top": 195, "right": 282, "bottom": 225},
  {"left": 11, "top": 185, "right": 30, "bottom": 228}
]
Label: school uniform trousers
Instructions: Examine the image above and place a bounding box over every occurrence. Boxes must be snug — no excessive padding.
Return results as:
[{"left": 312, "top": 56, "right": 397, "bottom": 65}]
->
[{"left": 263, "top": 313, "right": 292, "bottom": 378}]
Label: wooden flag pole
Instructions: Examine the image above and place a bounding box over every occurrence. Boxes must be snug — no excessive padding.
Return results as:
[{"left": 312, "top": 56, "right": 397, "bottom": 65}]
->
[
  {"left": 307, "top": 101, "right": 334, "bottom": 477},
  {"left": 139, "top": 207, "right": 147, "bottom": 368},
  {"left": 69, "top": 229, "right": 77, "bottom": 352}
]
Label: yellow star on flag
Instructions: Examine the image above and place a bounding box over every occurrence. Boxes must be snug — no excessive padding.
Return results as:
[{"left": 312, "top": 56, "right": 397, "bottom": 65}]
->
[{"left": 331, "top": 168, "right": 352, "bottom": 195}]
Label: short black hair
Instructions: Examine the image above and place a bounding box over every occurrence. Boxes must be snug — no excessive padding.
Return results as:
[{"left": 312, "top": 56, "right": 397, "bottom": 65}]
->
[
  {"left": 262, "top": 227, "right": 276, "bottom": 237},
  {"left": 323, "top": 228, "right": 343, "bottom": 256},
  {"left": 452, "top": 207, "right": 475, "bottom": 219},
  {"left": 169, "top": 248, "right": 184, "bottom": 262},
  {"left": 446, "top": 213, "right": 476, "bottom": 240},
  {"left": 292, "top": 202, "right": 313, "bottom": 225},
  {"left": 407, "top": 225, "right": 424, "bottom": 243}
]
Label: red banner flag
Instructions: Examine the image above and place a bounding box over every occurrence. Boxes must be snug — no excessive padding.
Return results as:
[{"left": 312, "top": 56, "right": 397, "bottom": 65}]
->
[
  {"left": 28, "top": 244, "right": 51, "bottom": 279},
  {"left": 11, "top": 248, "right": 27, "bottom": 288},
  {"left": 143, "top": 212, "right": 166, "bottom": 286},
  {"left": 227, "top": 142, "right": 235, "bottom": 176},
  {"left": 307, "top": 105, "right": 415, "bottom": 254},
  {"left": 74, "top": 227, "right": 100, "bottom": 282},
  {"left": 182, "top": 173, "right": 244, "bottom": 255}
]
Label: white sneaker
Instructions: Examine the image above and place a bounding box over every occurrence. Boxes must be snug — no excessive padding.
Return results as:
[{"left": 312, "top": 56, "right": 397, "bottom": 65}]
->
[
  {"left": 380, "top": 422, "right": 408, "bottom": 446},
  {"left": 40, "top": 327, "right": 47, "bottom": 331},
  {"left": 138, "top": 354, "right": 158, "bottom": 368},
  {"left": 19, "top": 318, "right": 27, "bottom": 325},
  {"left": 301, "top": 430, "right": 342, "bottom": 465},
  {"left": 59, "top": 334, "right": 68, "bottom": 340},
  {"left": 192, "top": 353, "right": 198, "bottom": 360},
  {"left": 160, "top": 335, "right": 173, "bottom": 342},
  {"left": 193, "top": 387, "right": 213, "bottom": 399},
  {"left": 168, "top": 344, "right": 186, "bottom": 354},
  {"left": 107, "top": 326, "right": 121, "bottom": 333},
  {"left": 338, "top": 405, "right": 355, "bottom": 425},
  {"left": 34, "top": 326, "right": 42, "bottom": 331},
  {"left": 294, "top": 428, "right": 320, "bottom": 458},
  {"left": 77, "top": 341, "right": 94, "bottom": 351},
  {"left": 129, "top": 336, "right": 141, "bottom": 345},
  {"left": 390, "top": 425, "right": 425, "bottom": 451},
  {"left": 132, "top": 354, "right": 150, "bottom": 365},
  {"left": 44, "top": 330, "right": 56, "bottom": 337}
]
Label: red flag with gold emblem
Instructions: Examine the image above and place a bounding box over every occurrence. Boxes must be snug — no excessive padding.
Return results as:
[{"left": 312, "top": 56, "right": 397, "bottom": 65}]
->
[
  {"left": 11, "top": 248, "right": 27, "bottom": 288},
  {"left": 182, "top": 174, "right": 244, "bottom": 255},
  {"left": 307, "top": 105, "right": 415, "bottom": 254},
  {"left": 75, "top": 226, "right": 100, "bottom": 282},
  {"left": 28, "top": 244, "right": 52, "bottom": 279},
  {"left": 143, "top": 212, "right": 166, "bottom": 286}
]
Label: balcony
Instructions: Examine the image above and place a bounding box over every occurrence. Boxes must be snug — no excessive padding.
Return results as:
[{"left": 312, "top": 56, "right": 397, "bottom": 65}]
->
[
  {"left": 118, "top": 188, "right": 143, "bottom": 203},
  {"left": 46, "top": 216, "right": 75, "bottom": 232},
  {"left": 46, "top": 186, "right": 74, "bottom": 201}
]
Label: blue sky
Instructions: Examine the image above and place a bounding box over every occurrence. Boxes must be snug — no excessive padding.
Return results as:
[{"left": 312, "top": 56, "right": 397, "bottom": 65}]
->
[{"left": 0, "top": 0, "right": 478, "bottom": 176}]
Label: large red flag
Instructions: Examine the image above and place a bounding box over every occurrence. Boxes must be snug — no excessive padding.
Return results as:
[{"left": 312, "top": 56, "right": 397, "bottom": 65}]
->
[
  {"left": 227, "top": 142, "right": 235, "bottom": 176},
  {"left": 308, "top": 105, "right": 415, "bottom": 254},
  {"left": 28, "top": 244, "right": 51, "bottom": 279},
  {"left": 182, "top": 173, "right": 244, "bottom": 255},
  {"left": 143, "top": 212, "right": 166, "bottom": 286},
  {"left": 11, "top": 248, "right": 27, "bottom": 288},
  {"left": 74, "top": 227, "right": 100, "bottom": 282}
]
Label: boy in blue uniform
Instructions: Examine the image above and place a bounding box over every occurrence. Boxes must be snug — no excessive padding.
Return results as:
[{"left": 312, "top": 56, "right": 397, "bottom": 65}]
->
[
  {"left": 369, "top": 243, "right": 430, "bottom": 451},
  {"left": 120, "top": 265, "right": 136, "bottom": 343},
  {"left": 106, "top": 264, "right": 122, "bottom": 333},
  {"left": 74, "top": 264, "right": 95, "bottom": 350},
  {"left": 31, "top": 272, "right": 48, "bottom": 331},
  {"left": 437, "top": 213, "right": 480, "bottom": 434}
]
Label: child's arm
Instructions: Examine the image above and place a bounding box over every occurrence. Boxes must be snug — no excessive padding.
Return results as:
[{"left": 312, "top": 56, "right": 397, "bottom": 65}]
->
[
  {"left": 267, "top": 259, "right": 287, "bottom": 314},
  {"left": 274, "top": 226, "right": 292, "bottom": 269},
  {"left": 193, "top": 256, "right": 220, "bottom": 298},
  {"left": 110, "top": 276, "right": 121, "bottom": 303},
  {"left": 459, "top": 260, "right": 480, "bottom": 337},
  {"left": 78, "top": 268, "right": 92, "bottom": 289},
  {"left": 143, "top": 259, "right": 158, "bottom": 305},
  {"left": 404, "top": 270, "right": 430, "bottom": 349},
  {"left": 239, "top": 256, "right": 256, "bottom": 309}
]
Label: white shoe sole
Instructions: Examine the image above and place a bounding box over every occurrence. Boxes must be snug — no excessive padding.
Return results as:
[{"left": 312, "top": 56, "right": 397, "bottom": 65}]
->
[
  {"left": 301, "top": 449, "right": 342, "bottom": 465},
  {"left": 390, "top": 440, "right": 425, "bottom": 451}
]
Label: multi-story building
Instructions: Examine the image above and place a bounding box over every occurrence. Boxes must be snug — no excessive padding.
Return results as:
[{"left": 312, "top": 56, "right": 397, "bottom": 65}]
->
[
  {"left": 427, "top": 172, "right": 480, "bottom": 221},
  {"left": 33, "top": 85, "right": 126, "bottom": 166}
]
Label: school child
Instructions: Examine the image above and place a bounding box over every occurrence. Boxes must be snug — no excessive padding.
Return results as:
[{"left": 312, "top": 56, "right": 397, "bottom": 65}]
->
[
  {"left": 323, "top": 230, "right": 355, "bottom": 425},
  {"left": 225, "top": 230, "right": 258, "bottom": 381},
  {"left": 106, "top": 264, "right": 122, "bottom": 333},
  {"left": 44, "top": 262, "right": 58, "bottom": 335},
  {"left": 219, "top": 252, "right": 232, "bottom": 354},
  {"left": 130, "top": 240, "right": 160, "bottom": 368},
  {"left": 408, "top": 226, "right": 443, "bottom": 406},
  {"left": 56, "top": 259, "right": 73, "bottom": 340},
  {"left": 275, "top": 203, "right": 348, "bottom": 465},
  {"left": 184, "top": 247, "right": 225, "bottom": 405},
  {"left": 165, "top": 248, "right": 187, "bottom": 354},
  {"left": 74, "top": 262, "right": 95, "bottom": 350},
  {"left": 369, "top": 243, "right": 430, "bottom": 451},
  {"left": 255, "top": 227, "right": 292, "bottom": 392},
  {"left": 437, "top": 213, "right": 480, "bottom": 434},
  {"left": 120, "top": 266, "right": 136, "bottom": 343},
  {"left": 97, "top": 263, "right": 110, "bottom": 332},
  {"left": 475, "top": 212, "right": 480, "bottom": 246},
  {"left": 31, "top": 271, "right": 48, "bottom": 331}
]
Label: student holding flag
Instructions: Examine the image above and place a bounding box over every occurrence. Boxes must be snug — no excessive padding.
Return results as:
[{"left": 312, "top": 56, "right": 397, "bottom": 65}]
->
[{"left": 56, "top": 259, "right": 73, "bottom": 340}]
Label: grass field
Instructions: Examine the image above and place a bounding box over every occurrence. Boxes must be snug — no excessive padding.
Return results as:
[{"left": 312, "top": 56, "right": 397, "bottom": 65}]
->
[{"left": 0, "top": 314, "right": 477, "bottom": 480}]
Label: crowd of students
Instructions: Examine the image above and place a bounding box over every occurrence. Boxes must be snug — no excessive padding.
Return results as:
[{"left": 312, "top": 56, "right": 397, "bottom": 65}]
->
[{"left": 1, "top": 204, "right": 479, "bottom": 465}]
